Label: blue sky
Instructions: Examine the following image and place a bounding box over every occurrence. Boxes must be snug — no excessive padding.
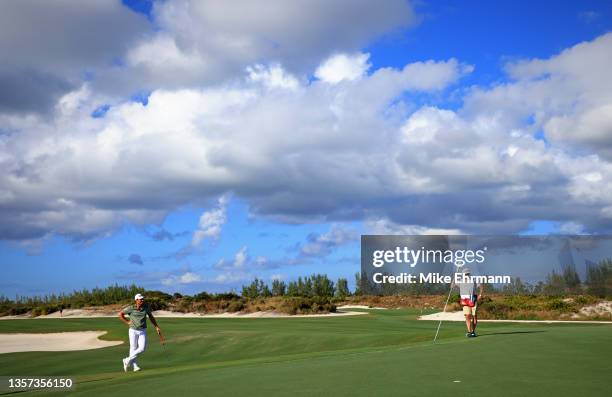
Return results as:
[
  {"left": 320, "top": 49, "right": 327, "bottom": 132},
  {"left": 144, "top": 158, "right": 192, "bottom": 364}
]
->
[{"left": 1, "top": 0, "right": 611, "bottom": 297}]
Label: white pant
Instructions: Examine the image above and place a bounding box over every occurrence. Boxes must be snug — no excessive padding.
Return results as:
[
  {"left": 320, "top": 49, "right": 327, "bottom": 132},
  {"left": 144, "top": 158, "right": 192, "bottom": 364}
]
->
[{"left": 127, "top": 328, "right": 147, "bottom": 366}]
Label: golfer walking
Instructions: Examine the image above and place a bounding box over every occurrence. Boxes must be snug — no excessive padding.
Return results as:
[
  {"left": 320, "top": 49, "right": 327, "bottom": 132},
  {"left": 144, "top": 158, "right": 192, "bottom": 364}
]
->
[
  {"left": 118, "top": 294, "right": 164, "bottom": 372},
  {"left": 456, "top": 268, "right": 483, "bottom": 337}
]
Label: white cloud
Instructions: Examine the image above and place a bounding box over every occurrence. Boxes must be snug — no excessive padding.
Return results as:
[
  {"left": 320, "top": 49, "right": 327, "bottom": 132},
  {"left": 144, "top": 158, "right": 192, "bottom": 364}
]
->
[
  {"left": 470, "top": 33, "right": 612, "bottom": 159},
  {"left": 3, "top": 33, "right": 612, "bottom": 242},
  {"left": 365, "top": 218, "right": 462, "bottom": 235},
  {"left": 180, "top": 272, "right": 202, "bottom": 283},
  {"left": 127, "top": 34, "right": 207, "bottom": 74},
  {"left": 92, "top": 0, "right": 415, "bottom": 97},
  {"left": 0, "top": 56, "right": 469, "bottom": 240},
  {"left": 0, "top": 0, "right": 150, "bottom": 114},
  {"left": 545, "top": 103, "right": 612, "bottom": 159},
  {"left": 213, "top": 272, "right": 250, "bottom": 284},
  {"left": 315, "top": 53, "right": 371, "bottom": 84},
  {"left": 161, "top": 271, "right": 202, "bottom": 285},
  {"left": 154, "top": 0, "right": 413, "bottom": 76},
  {"left": 191, "top": 195, "right": 229, "bottom": 247},
  {"left": 247, "top": 64, "right": 300, "bottom": 90},
  {"left": 215, "top": 246, "right": 269, "bottom": 271},
  {"left": 234, "top": 246, "right": 248, "bottom": 268},
  {"left": 558, "top": 222, "right": 586, "bottom": 235},
  {"left": 300, "top": 225, "right": 358, "bottom": 257},
  {"left": 399, "top": 58, "right": 470, "bottom": 91}
]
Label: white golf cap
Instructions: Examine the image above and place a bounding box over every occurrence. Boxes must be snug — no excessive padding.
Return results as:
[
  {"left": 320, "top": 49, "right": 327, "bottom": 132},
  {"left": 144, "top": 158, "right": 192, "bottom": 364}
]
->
[
  {"left": 462, "top": 267, "right": 471, "bottom": 274},
  {"left": 134, "top": 293, "right": 145, "bottom": 300}
]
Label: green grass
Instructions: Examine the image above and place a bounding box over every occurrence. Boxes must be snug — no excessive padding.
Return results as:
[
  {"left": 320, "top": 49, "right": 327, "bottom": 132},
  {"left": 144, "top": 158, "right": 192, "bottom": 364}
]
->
[{"left": 1, "top": 309, "right": 611, "bottom": 396}]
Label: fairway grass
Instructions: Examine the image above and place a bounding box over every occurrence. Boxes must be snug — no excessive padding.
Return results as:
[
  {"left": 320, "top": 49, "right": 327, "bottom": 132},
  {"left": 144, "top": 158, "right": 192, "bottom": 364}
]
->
[{"left": 1, "top": 309, "right": 611, "bottom": 396}]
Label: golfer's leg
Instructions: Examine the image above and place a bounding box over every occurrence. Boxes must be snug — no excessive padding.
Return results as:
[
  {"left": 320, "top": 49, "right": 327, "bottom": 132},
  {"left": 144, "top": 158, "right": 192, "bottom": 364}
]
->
[
  {"left": 472, "top": 314, "right": 478, "bottom": 331},
  {"left": 466, "top": 314, "right": 473, "bottom": 332},
  {"left": 128, "top": 330, "right": 147, "bottom": 364},
  {"left": 132, "top": 331, "right": 140, "bottom": 367},
  {"left": 139, "top": 330, "right": 147, "bottom": 354},
  {"left": 127, "top": 328, "right": 138, "bottom": 365}
]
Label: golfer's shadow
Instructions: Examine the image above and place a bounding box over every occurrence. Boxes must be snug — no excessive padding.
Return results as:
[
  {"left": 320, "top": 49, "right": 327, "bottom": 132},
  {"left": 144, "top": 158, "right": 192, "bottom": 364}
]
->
[{"left": 478, "top": 330, "right": 547, "bottom": 337}]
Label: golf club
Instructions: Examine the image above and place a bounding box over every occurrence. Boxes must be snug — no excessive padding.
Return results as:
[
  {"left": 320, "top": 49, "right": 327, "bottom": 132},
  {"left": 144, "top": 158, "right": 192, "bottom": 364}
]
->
[{"left": 433, "top": 280, "right": 454, "bottom": 343}]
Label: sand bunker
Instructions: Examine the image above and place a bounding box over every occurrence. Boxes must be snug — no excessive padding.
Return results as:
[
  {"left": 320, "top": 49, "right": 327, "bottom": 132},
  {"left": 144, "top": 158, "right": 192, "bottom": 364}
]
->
[
  {"left": 418, "top": 311, "right": 612, "bottom": 324},
  {"left": 0, "top": 331, "right": 123, "bottom": 354}
]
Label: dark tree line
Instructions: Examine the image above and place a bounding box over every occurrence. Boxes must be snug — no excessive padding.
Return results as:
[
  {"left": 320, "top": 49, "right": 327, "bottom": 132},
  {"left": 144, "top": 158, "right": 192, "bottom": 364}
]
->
[
  {"left": 0, "top": 284, "right": 146, "bottom": 316},
  {"left": 2, "top": 259, "right": 609, "bottom": 317},
  {"left": 241, "top": 274, "right": 350, "bottom": 298},
  {"left": 353, "top": 259, "right": 612, "bottom": 298},
  {"left": 494, "top": 259, "right": 611, "bottom": 297}
]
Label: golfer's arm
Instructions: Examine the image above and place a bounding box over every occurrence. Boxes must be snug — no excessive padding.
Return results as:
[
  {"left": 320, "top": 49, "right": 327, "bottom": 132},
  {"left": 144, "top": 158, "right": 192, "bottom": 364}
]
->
[
  {"left": 118, "top": 311, "right": 130, "bottom": 325},
  {"left": 149, "top": 313, "right": 160, "bottom": 329}
]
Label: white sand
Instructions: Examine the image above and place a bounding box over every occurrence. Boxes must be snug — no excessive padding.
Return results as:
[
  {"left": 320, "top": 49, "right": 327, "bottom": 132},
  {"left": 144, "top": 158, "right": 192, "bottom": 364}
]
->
[
  {"left": 418, "top": 311, "right": 612, "bottom": 324},
  {"left": 0, "top": 331, "right": 123, "bottom": 354},
  {"left": 578, "top": 301, "right": 612, "bottom": 317}
]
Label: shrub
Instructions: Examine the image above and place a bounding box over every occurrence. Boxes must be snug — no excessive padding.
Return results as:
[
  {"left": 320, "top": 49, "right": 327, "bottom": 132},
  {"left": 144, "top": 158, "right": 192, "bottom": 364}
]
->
[
  {"left": 214, "top": 292, "right": 241, "bottom": 301},
  {"left": 146, "top": 297, "right": 168, "bottom": 311},
  {"left": 277, "top": 297, "right": 336, "bottom": 315},
  {"left": 227, "top": 300, "right": 245, "bottom": 313},
  {"left": 193, "top": 292, "right": 212, "bottom": 301},
  {"left": 335, "top": 278, "right": 350, "bottom": 298},
  {"left": 546, "top": 299, "right": 574, "bottom": 312}
]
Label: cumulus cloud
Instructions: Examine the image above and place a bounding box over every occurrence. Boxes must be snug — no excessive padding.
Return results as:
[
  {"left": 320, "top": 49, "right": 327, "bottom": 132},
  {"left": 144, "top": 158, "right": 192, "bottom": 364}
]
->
[
  {"left": 213, "top": 272, "right": 251, "bottom": 284},
  {"left": 545, "top": 104, "right": 612, "bottom": 159},
  {"left": 212, "top": 226, "right": 358, "bottom": 283},
  {"left": 2, "top": 29, "right": 612, "bottom": 244},
  {"left": 0, "top": 0, "right": 413, "bottom": 113},
  {"left": 92, "top": 0, "right": 415, "bottom": 97},
  {"left": 0, "top": 0, "right": 150, "bottom": 114},
  {"left": 365, "top": 218, "right": 462, "bottom": 235},
  {"left": 161, "top": 271, "right": 202, "bottom": 285},
  {"left": 558, "top": 222, "right": 586, "bottom": 235},
  {"left": 315, "top": 53, "right": 371, "bottom": 84},
  {"left": 247, "top": 64, "right": 300, "bottom": 90},
  {"left": 299, "top": 225, "right": 359, "bottom": 257},
  {"left": 0, "top": 56, "right": 468, "bottom": 241},
  {"left": 215, "top": 246, "right": 269, "bottom": 271},
  {"left": 192, "top": 195, "right": 229, "bottom": 247},
  {"left": 470, "top": 33, "right": 612, "bottom": 159}
]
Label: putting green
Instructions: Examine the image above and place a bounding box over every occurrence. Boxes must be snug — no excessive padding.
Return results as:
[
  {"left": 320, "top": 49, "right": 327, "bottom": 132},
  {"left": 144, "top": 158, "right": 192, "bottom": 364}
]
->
[{"left": 1, "top": 309, "right": 610, "bottom": 396}]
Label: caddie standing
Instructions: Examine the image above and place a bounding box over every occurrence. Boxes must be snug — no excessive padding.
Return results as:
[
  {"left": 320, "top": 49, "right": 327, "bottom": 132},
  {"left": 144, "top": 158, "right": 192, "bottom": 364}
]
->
[{"left": 456, "top": 268, "right": 483, "bottom": 337}]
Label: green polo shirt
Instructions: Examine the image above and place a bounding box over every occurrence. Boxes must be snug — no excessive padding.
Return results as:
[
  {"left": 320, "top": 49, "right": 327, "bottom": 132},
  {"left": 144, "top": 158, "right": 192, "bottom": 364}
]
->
[{"left": 122, "top": 303, "right": 154, "bottom": 330}]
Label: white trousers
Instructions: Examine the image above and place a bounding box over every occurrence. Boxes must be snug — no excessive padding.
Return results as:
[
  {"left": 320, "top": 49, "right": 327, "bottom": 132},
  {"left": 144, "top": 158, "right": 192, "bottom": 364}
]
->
[{"left": 127, "top": 328, "right": 147, "bottom": 366}]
